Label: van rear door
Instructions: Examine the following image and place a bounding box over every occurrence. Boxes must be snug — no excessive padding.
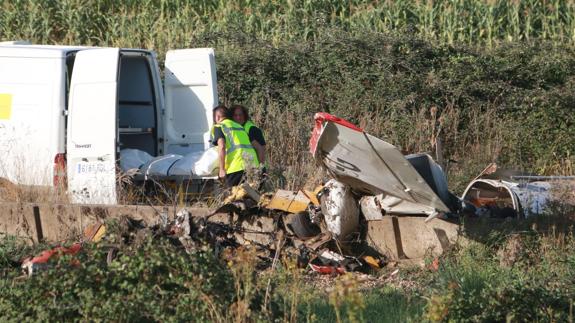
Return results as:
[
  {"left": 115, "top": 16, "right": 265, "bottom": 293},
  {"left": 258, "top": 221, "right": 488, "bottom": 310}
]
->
[
  {"left": 67, "top": 48, "right": 119, "bottom": 204},
  {"left": 163, "top": 48, "right": 218, "bottom": 155}
]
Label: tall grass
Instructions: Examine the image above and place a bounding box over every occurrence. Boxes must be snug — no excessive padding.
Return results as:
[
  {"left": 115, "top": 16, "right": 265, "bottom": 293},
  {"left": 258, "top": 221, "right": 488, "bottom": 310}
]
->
[
  {"left": 3, "top": 0, "right": 575, "bottom": 53},
  {"left": 424, "top": 222, "right": 575, "bottom": 321}
]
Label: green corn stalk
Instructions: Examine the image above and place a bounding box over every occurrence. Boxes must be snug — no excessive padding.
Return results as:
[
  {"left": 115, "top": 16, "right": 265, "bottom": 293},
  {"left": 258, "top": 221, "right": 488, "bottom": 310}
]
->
[{"left": 3, "top": 0, "right": 575, "bottom": 51}]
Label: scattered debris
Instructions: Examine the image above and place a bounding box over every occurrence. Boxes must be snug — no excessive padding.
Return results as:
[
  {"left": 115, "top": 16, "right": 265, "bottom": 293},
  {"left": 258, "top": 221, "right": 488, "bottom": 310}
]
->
[
  {"left": 310, "top": 112, "right": 457, "bottom": 221},
  {"left": 286, "top": 211, "right": 321, "bottom": 240},
  {"left": 21, "top": 222, "right": 106, "bottom": 276},
  {"left": 261, "top": 189, "right": 311, "bottom": 213},
  {"left": 428, "top": 258, "right": 440, "bottom": 271},
  {"left": 17, "top": 113, "right": 571, "bottom": 281},
  {"left": 461, "top": 163, "right": 574, "bottom": 218},
  {"left": 307, "top": 113, "right": 464, "bottom": 261},
  {"left": 320, "top": 179, "right": 360, "bottom": 240},
  {"left": 21, "top": 243, "right": 82, "bottom": 276},
  {"left": 224, "top": 183, "right": 261, "bottom": 205},
  {"left": 308, "top": 249, "right": 363, "bottom": 275},
  {"left": 362, "top": 255, "right": 384, "bottom": 269}
]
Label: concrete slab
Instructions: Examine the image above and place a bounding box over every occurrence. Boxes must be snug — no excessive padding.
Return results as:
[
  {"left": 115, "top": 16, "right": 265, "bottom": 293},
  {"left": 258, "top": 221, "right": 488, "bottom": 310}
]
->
[
  {"left": 366, "top": 216, "right": 462, "bottom": 260},
  {"left": 0, "top": 202, "right": 212, "bottom": 243}
]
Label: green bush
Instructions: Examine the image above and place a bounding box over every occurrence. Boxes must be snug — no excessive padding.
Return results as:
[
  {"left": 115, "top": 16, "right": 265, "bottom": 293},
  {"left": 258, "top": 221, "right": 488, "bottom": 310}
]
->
[
  {"left": 203, "top": 30, "right": 575, "bottom": 189},
  {"left": 427, "top": 275, "right": 574, "bottom": 322},
  {"left": 424, "top": 232, "right": 575, "bottom": 322},
  {"left": 0, "top": 235, "right": 26, "bottom": 268},
  {"left": 2, "top": 225, "right": 575, "bottom": 321},
  {"left": 0, "top": 239, "right": 235, "bottom": 321}
]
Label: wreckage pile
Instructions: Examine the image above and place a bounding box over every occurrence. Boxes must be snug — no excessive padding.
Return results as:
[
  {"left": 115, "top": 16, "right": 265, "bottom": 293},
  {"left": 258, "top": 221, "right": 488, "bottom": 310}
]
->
[
  {"left": 19, "top": 191, "right": 380, "bottom": 276},
  {"left": 20, "top": 113, "right": 574, "bottom": 277}
]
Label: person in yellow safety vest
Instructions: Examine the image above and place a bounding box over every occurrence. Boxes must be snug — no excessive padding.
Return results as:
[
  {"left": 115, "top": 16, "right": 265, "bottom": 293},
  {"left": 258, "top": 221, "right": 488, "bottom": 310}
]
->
[
  {"left": 230, "top": 105, "right": 266, "bottom": 166},
  {"left": 211, "top": 105, "right": 259, "bottom": 187}
]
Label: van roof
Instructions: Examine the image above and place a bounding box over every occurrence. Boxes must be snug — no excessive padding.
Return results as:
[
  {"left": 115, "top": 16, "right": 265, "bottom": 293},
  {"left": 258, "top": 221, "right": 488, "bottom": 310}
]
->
[
  {"left": 0, "top": 44, "right": 89, "bottom": 58},
  {"left": 0, "top": 44, "right": 153, "bottom": 58}
]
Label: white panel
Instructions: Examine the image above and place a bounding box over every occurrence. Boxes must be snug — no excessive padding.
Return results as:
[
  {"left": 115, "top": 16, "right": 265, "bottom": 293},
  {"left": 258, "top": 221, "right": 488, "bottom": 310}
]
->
[
  {"left": 67, "top": 48, "right": 119, "bottom": 205},
  {"left": 164, "top": 48, "right": 218, "bottom": 154},
  {"left": 0, "top": 56, "right": 62, "bottom": 186},
  {"left": 0, "top": 59, "right": 57, "bottom": 83},
  {"left": 316, "top": 122, "right": 450, "bottom": 213}
]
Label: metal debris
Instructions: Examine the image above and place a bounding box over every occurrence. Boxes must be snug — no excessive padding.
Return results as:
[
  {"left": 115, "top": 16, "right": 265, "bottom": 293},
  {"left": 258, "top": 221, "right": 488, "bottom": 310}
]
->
[
  {"left": 461, "top": 166, "right": 574, "bottom": 218},
  {"left": 21, "top": 222, "right": 106, "bottom": 276},
  {"left": 320, "top": 179, "right": 360, "bottom": 240},
  {"left": 19, "top": 113, "right": 571, "bottom": 279},
  {"left": 261, "top": 189, "right": 311, "bottom": 213}
]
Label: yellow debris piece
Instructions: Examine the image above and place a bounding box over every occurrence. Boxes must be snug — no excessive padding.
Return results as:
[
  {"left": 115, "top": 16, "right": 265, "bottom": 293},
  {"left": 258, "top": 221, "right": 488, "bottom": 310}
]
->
[
  {"left": 92, "top": 225, "right": 106, "bottom": 243},
  {"left": 303, "top": 185, "right": 324, "bottom": 206},
  {"left": 224, "top": 186, "right": 249, "bottom": 204},
  {"left": 263, "top": 190, "right": 311, "bottom": 213},
  {"left": 363, "top": 255, "right": 381, "bottom": 269},
  {"left": 83, "top": 223, "right": 106, "bottom": 243},
  {"left": 223, "top": 183, "right": 261, "bottom": 204}
]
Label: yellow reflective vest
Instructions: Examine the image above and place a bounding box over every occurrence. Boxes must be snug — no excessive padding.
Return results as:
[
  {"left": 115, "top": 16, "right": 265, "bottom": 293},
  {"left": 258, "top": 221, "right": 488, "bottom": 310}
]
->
[
  {"left": 244, "top": 120, "right": 256, "bottom": 135},
  {"left": 215, "top": 119, "right": 259, "bottom": 174},
  {"left": 243, "top": 120, "right": 265, "bottom": 165}
]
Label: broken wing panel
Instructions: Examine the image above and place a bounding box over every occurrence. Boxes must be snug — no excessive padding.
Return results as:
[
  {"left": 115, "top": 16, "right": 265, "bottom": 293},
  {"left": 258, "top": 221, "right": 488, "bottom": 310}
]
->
[
  {"left": 313, "top": 116, "right": 449, "bottom": 213},
  {"left": 360, "top": 194, "right": 439, "bottom": 220}
]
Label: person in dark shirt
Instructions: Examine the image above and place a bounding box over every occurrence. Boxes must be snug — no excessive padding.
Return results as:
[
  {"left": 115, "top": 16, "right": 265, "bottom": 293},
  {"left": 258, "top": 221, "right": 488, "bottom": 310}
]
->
[
  {"left": 211, "top": 105, "right": 259, "bottom": 187},
  {"left": 210, "top": 105, "right": 227, "bottom": 147},
  {"left": 230, "top": 105, "right": 266, "bottom": 165}
]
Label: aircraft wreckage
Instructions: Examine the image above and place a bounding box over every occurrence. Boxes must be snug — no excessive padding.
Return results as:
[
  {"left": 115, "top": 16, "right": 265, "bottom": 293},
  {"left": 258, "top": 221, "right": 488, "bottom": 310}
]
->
[{"left": 12, "top": 112, "right": 573, "bottom": 276}]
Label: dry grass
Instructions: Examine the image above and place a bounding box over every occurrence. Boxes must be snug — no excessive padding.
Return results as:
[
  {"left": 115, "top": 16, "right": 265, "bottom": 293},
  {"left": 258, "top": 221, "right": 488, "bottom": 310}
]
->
[{"left": 0, "top": 178, "right": 68, "bottom": 204}]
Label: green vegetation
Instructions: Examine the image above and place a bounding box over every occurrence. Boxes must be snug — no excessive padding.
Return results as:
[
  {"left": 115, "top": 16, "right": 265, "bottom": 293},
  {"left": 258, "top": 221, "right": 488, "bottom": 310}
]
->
[
  {"left": 424, "top": 237, "right": 575, "bottom": 321},
  {"left": 1, "top": 217, "right": 574, "bottom": 322},
  {"left": 3, "top": 0, "right": 575, "bottom": 47},
  {"left": 208, "top": 31, "right": 575, "bottom": 191}
]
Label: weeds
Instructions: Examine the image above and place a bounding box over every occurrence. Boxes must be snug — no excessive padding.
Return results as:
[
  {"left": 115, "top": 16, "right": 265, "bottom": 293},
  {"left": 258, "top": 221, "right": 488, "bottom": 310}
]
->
[
  {"left": 423, "top": 221, "right": 575, "bottom": 322},
  {"left": 0, "top": 237, "right": 235, "bottom": 322},
  {"left": 208, "top": 31, "right": 575, "bottom": 191},
  {"left": 1, "top": 217, "right": 575, "bottom": 322}
]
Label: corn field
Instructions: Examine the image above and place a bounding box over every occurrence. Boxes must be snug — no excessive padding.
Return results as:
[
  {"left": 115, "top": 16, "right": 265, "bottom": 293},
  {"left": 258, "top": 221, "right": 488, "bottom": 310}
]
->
[{"left": 2, "top": 0, "right": 575, "bottom": 52}]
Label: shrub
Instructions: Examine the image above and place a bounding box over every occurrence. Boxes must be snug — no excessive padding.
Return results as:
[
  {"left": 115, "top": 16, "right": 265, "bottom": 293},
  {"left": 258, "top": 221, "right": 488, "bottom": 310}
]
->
[
  {"left": 0, "top": 239, "right": 234, "bottom": 321},
  {"left": 202, "top": 31, "right": 575, "bottom": 189}
]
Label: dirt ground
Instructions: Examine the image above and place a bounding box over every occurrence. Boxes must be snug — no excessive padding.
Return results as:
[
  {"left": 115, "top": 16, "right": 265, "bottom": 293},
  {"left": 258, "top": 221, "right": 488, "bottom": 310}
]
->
[{"left": 0, "top": 178, "right": 19, "bottom": 202}]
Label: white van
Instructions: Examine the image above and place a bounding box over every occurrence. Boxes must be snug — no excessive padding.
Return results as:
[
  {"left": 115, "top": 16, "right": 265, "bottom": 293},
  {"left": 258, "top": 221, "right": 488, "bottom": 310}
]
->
[{"left": 0, "top": 43, "right": 218, "bottom": 205}]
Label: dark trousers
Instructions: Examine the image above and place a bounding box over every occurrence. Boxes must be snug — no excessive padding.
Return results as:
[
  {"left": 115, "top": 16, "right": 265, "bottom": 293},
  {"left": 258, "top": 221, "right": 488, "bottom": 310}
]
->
[{"left": 225, "top": 170, "right": 245, "bottom": 188}]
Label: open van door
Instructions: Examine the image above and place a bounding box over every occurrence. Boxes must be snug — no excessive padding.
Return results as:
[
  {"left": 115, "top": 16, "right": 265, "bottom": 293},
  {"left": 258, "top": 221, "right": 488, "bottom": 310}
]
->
[
  {"left": 164, "top": 48, "right": 218, "bottom": 155},
  {"left": 67, "top": 48, "right": 119, "bottom": 204}
]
